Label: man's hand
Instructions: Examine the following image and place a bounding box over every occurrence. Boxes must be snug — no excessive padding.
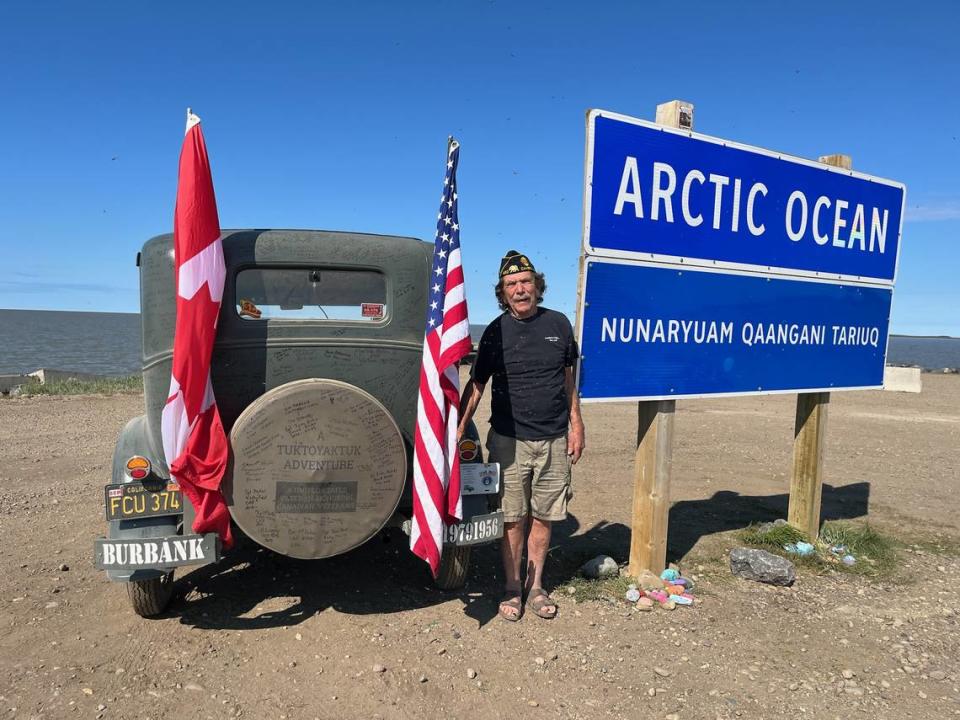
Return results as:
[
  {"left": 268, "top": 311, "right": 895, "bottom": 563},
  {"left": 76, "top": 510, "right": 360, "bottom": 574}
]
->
[
  {"left": 458, "top": 379, "right": 486, "bottom": 444},
  {"left": 567, "top": 420, "right": 585, "bottom": 465},
  {"left": 563, "top": 366, "right": 584, "bottom": 465}
]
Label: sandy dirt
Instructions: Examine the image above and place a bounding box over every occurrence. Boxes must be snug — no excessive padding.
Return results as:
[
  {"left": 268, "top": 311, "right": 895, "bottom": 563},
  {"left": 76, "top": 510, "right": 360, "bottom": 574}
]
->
[{"left": 1, "top": 375, "right": 959, "bottom": 719}]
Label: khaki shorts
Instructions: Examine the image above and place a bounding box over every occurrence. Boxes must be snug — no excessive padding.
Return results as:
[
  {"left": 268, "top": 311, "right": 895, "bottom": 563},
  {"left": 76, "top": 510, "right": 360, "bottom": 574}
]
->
[{"left": 486, "top": 428, "right": 572, "bottom": 523}]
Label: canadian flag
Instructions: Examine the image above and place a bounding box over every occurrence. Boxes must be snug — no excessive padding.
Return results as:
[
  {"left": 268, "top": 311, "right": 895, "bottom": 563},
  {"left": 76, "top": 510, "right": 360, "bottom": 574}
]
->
[{"left": 160, "top": 109, "right": 232, "bottom": 549}]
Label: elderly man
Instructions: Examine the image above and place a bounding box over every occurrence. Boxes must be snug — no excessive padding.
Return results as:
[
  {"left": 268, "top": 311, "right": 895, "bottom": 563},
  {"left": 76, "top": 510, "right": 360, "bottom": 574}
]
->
[{"left": 458, "top": 250, "right": 585, "bottom": 621}]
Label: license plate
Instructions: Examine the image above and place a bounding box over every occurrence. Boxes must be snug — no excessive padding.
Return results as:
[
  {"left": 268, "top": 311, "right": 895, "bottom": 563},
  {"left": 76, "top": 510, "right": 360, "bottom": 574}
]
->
[
  {"left": 444, "top": 511, "right": 503, "bottom": 546},
  {"left": 460, "top": 463, "right": 500, "bottom": 495},
  {"left": 104, "top": 481, "right": 182, "bottom": 521},
  {"left": 93, "top": 533, "right": 220, "bottom": 570}
]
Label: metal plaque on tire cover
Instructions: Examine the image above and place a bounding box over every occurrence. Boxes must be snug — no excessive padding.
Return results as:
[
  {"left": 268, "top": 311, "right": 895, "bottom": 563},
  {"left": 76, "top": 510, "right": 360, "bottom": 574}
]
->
[{"left": 224, "top": 379, "right": 407, "bottom": 559}]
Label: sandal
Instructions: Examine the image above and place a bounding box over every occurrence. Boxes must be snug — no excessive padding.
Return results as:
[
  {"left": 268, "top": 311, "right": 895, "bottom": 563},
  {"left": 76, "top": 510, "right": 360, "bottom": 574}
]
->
[
  {"left": 499, "top": 592, "right": 523, "bottom": 622},
  {"left": 526, "top": 588, "right": 557, "bottom": 619}
]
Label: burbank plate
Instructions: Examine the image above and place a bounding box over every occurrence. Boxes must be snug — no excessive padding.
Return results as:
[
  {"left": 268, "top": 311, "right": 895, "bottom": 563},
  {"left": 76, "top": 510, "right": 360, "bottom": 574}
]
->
[{"left": 93, "top": 534, "right": 219, "bottom": 571}]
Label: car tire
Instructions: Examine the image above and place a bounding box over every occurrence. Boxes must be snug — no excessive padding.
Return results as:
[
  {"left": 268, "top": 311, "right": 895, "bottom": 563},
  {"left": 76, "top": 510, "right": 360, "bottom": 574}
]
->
[
  {"left": 126, "top": 571, "right": 175, "bottom": 617},
  {"left": 434, "top": 545, "right": 471, "bottom": 590}
]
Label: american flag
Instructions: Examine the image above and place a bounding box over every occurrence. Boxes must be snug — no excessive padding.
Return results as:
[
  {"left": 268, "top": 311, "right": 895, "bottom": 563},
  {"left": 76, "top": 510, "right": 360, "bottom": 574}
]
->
[{"left": 410, "top": 139, "right": 472, "bottom": 576}]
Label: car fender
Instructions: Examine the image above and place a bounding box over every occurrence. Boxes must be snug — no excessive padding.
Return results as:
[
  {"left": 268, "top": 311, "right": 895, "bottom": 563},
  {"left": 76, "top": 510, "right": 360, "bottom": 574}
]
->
[{"left": 106, "top": 415, "right": 179, "bottom": 582}]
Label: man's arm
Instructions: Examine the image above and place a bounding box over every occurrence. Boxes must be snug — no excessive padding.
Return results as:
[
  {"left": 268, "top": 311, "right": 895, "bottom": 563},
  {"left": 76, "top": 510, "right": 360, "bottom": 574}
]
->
[
  {"left": 457, "top": 378, "right": 486, "bottom": 441},
  {"left": 564, "top": 366, "right": 585, "bottom": 464}
]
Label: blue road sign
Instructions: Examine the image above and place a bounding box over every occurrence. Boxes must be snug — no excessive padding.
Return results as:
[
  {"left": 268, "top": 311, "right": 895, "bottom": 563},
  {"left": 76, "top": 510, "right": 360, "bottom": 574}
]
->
[
  {"left": 585, "top": 110, "right": 906, "bottom": 284},
  {"left": 577, "top": 260, "right": 892, "bottom": 402}
]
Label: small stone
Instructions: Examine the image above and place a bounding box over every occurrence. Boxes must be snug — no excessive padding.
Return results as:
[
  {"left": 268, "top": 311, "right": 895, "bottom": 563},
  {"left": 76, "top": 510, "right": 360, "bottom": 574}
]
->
[
  {"left": 58, "top": 563, "right": 69, "bottom": 572},
  {"left": 567, "top": 586, "right": 577, "bottom": 595},
  {"left": 647, "top": 688, "right": 656, "bottom": 697},
  {"left": 580, "top": 555, "right": 618, "bottom": 579},
  {"left": 729, "top": 548, "right": 795, "bottom": 586},
  {"left": 666, "top": 715, "right": 680, "bottom": 720},
  {"left": 97, "top": 704, "right": 106, "bottom": 711},
  {"left": 372, "top": 664, "right": 386, "bottom": 673},
  {"left": 654, "top": 666, "right": 672, "bottom": 677},
  {"left": 880, "top": 680, "right": 891, "bottom": 689},
  {"left": 466, "top": 668, "right": 477, "bottom": 679},
  {"left": 419, "top": 674, "right": 428, "bottom": 683},
  {"left": 918, "top": 691, "right": 927, "bottom": 699},
  {"left": 528, "top": 700, "right": 539, "bottom": 707},
  {"left": 841, "top": 669, "right": 855, "bottom": 679},
  {"left": 82, "top": 688, "right": 93, "bottom": 695},
  {"left": 929, "top": 670, "right": 946, "bottom": 681},
  {"left": 436, "top": 648, "right": 446, "bottom": 656},
  {"left": 661, "top": 600, "right": 677, "bottom": 611},
  {"left": 789, "top": 683, "right": 799, "bottom": 691},
  {"left": 535, "top": 657, "right": 546, "bottom": 666},
  {"left": 294, "top": 633, "right": 302, "bottom": 641},
  {"left": 634, "top": 569, "right": 663, "bottom": 589}
]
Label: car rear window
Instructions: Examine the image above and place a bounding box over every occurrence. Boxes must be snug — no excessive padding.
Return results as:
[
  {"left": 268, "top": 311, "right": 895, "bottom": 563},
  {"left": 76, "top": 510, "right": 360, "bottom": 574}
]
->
[{"left": 235, "top": 268, "right": 387, "bottom": 321}]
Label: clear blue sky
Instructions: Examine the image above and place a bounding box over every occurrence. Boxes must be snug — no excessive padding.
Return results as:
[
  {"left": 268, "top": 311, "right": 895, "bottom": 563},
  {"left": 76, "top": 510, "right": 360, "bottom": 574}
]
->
[{"left": 1, "top": 1, "right": 957, "bottom": 335}]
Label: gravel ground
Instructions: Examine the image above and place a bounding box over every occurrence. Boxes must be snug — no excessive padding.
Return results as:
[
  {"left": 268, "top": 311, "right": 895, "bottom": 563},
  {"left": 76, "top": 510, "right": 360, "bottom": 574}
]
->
[{"left": 0, "top": 375, "right": 958, "bottom": 719}]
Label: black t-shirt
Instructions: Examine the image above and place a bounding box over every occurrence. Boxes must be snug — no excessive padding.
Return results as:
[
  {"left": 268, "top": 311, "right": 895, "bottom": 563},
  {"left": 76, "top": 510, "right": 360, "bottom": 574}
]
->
[{"left": 471, "top": 307, "right": 579, "bottom": 440}]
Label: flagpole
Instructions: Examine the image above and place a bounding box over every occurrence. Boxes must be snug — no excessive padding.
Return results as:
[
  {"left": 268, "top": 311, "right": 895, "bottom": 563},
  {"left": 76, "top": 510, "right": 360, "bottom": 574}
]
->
[{"left": 185, "top": 107, "right": 201, "bottom": 135}]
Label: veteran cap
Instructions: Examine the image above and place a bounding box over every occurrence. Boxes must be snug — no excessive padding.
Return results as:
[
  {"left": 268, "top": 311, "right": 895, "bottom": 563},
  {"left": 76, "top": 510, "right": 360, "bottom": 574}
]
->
[{"left": 498, "top": 250, "right": 536, "bottom": 278}]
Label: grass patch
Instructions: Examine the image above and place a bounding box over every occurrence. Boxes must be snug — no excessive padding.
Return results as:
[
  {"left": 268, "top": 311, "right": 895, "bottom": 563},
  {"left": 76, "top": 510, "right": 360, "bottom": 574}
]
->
[
  {"left": 821, "top": 521, "right": 898, "bottom": 577},
  {"left": 737, "top": 519, "right": 899, "bottom": 578},
  {"left": 17, "top": 375, "right": 143, "bottom": 396},
  {"left": 562, "top": 574, "right": 633, "bottom": 604},
  {"left": 739, "top": 521, "right": 807, "bottom": 550}
]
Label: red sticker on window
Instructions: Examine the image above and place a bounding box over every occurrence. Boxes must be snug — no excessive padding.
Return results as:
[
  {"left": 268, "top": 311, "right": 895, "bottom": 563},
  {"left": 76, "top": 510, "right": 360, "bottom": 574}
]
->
[{"left": 361, "top": 303, "right": 385, "bottom": 318}]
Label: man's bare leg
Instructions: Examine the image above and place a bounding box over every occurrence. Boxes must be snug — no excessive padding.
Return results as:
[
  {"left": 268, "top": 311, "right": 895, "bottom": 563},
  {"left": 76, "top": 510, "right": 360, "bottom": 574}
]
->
[
  {"left": 524, "top": 517, "right": 557, "bottom": 617},
  {"left": 524, "top": 517, "right": 552, "bottom": 591},
  {"left": 499, "top": 519, "right": 526, "bottom": 620}
]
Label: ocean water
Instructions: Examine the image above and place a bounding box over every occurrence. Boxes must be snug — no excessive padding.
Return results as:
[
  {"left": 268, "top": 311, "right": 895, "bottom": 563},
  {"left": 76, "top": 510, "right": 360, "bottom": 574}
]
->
[
  {"left": 0, "top": 310, "right": 957, "bottom": 376},
  {"left": 0, "top": 309, "right": 141, "bottom": 376}
]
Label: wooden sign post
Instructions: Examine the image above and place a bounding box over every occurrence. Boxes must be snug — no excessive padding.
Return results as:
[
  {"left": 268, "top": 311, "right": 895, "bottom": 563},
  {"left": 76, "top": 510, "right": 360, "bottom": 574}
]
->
[
  {"left": 590, "top": 103, "right": 875, "bottom": 572},
  {"left": 786, "top": 152, "right": 851, "bottom": 540},
  {"left": 626, "top": 100, "right": 690, "bottom": 576}
]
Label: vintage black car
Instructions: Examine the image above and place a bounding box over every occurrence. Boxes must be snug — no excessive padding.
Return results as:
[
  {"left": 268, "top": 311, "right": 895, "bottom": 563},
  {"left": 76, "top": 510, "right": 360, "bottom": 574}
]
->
[{"left": 95, "top": 230, "right": 502, "bottom": 616}]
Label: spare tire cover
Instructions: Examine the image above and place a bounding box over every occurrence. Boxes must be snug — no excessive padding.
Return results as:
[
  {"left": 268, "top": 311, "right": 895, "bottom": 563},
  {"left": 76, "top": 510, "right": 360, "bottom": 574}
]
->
[{"left": 225, "top": 378, "right": 407, "bottom": 559}]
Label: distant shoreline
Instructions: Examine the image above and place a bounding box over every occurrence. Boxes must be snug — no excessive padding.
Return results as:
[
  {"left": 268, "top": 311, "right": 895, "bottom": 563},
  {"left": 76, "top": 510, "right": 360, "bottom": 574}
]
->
[
  {"left": 889, "top": 334, "right": 960, "bottom": 340},
  {"left": 3, "top": 309, "right": 958, "bottom": 340}
]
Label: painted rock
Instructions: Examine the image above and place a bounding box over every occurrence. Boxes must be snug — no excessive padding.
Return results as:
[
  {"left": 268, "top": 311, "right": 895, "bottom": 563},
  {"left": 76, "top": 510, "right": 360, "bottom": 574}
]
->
[
  {"left": 636, "top": 597, "right": 655, "bottom": 610},
  {"left": 660, "top": 568, "right": 680, "bottom": 582},
  {"left": 660, "top": 600, "right": 677, "bottom": 611},
  {"left": 647, "top": 590, "right": 668, "bottom": 603},
  {"left": 669, "top": 594, "right": 693, "bottom": 606}
]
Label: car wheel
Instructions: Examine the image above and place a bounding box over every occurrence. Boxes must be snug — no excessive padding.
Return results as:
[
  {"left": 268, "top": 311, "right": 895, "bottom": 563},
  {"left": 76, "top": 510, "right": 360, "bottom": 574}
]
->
[
  {"left": 126, "top": 571, "right": 175, "bottom": 617},
  {"left": 434, "top": 545, "right": 471, "bottom": 590}
]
